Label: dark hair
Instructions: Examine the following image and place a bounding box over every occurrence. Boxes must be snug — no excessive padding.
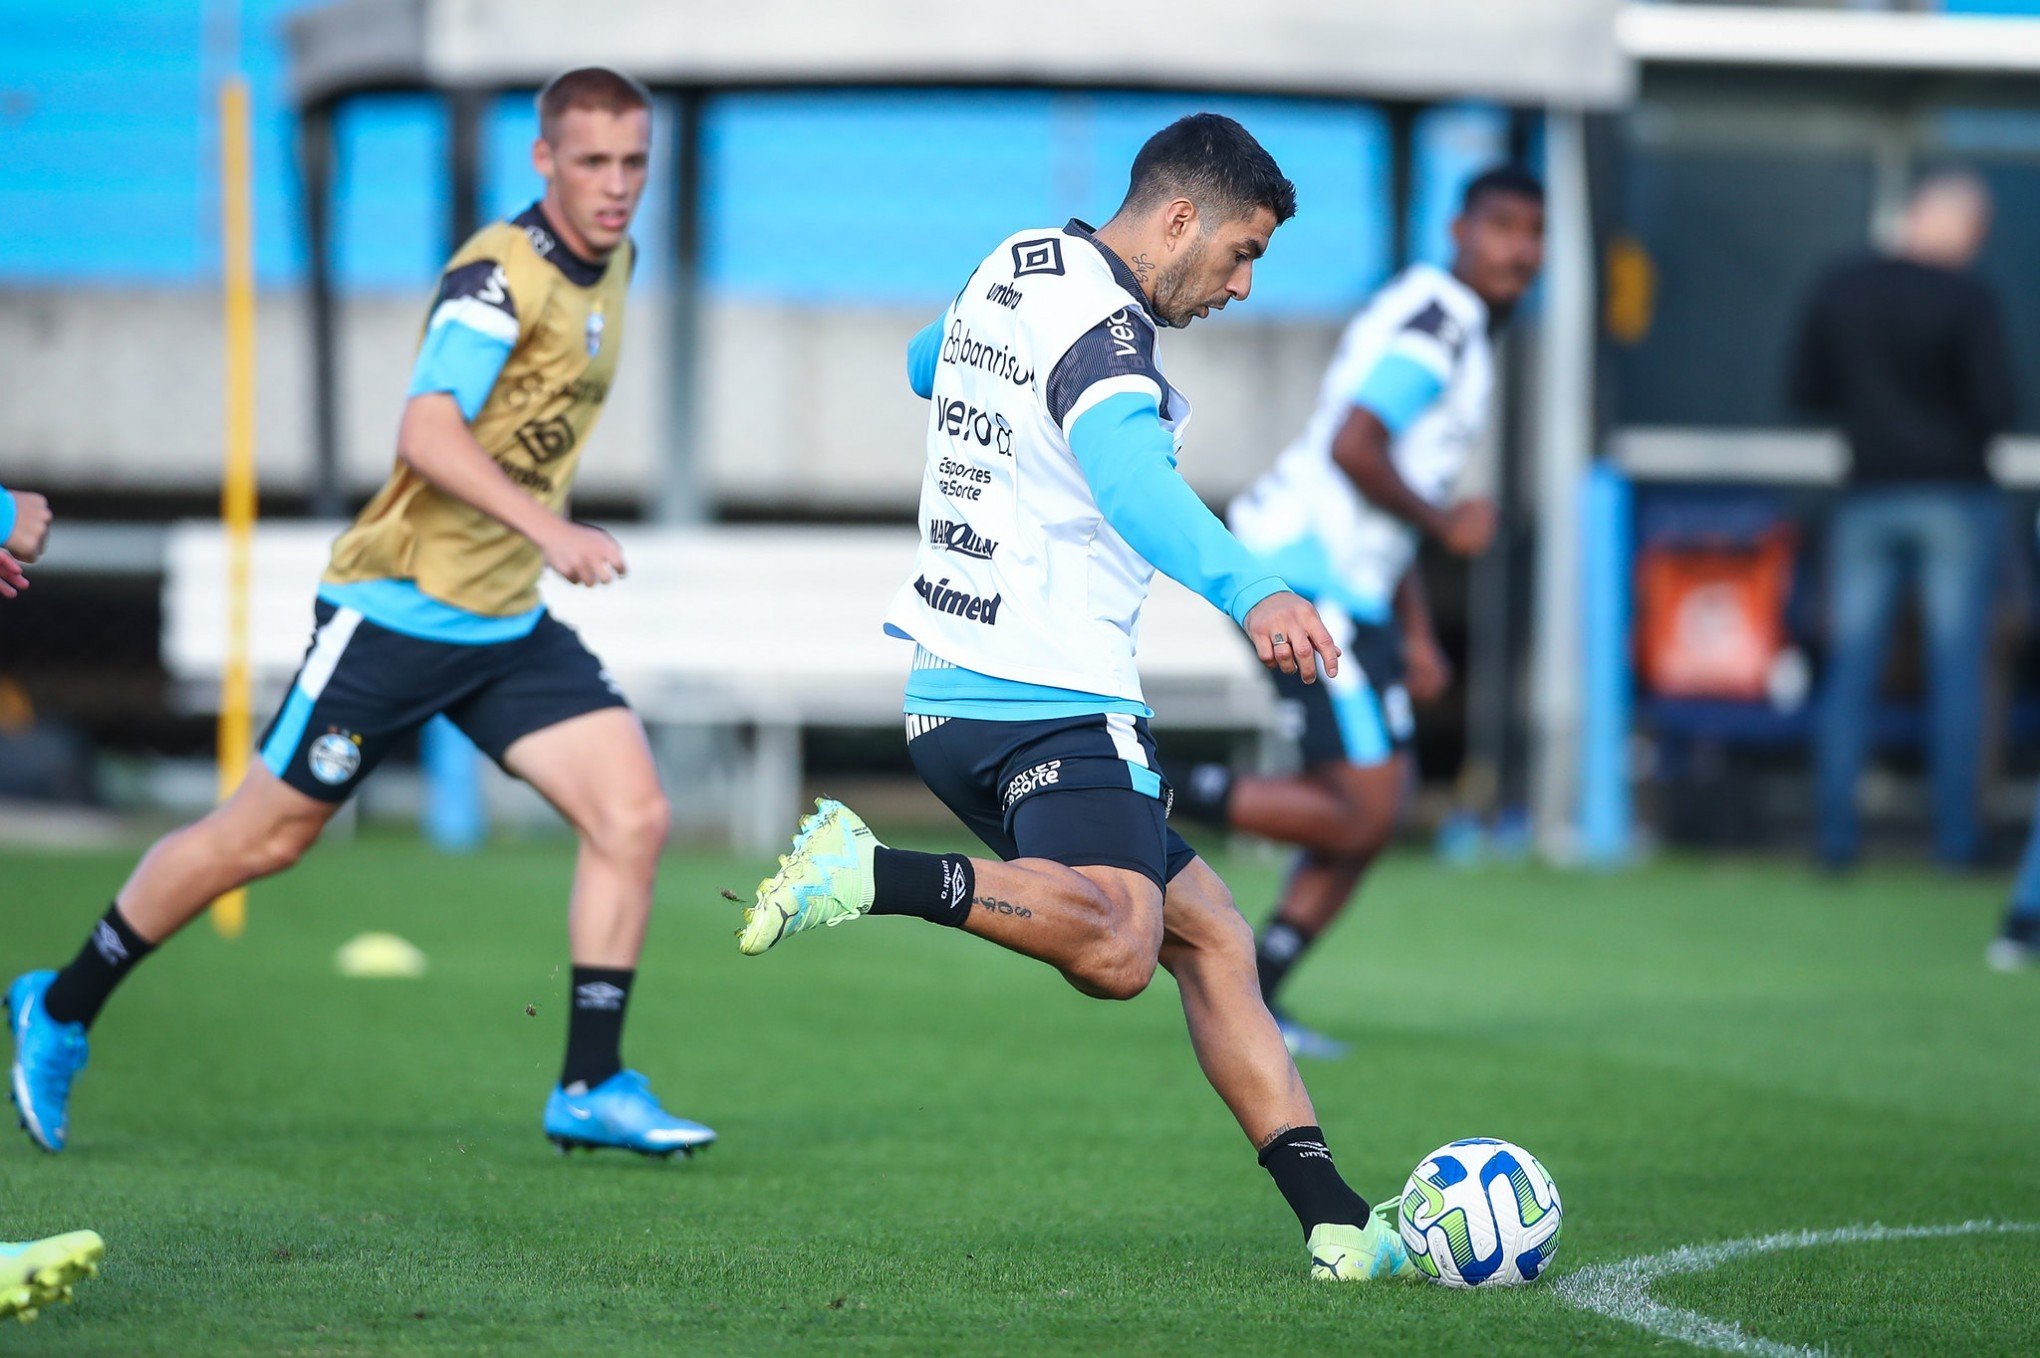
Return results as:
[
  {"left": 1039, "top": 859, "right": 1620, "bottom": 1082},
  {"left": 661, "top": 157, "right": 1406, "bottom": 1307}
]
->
[
  {"left": 537, "top": 67, "right": 652, "bottom": 143},
  {"left": 1461, "top": 165, "right": 1544, "bottom": 215},
  {"left": 1120, "top": 113, "right": 1297, "bottom": 226}
]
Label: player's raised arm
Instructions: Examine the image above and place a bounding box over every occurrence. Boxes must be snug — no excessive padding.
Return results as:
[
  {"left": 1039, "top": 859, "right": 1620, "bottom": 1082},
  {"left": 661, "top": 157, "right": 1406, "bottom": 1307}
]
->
[
  {"left": 1328, "top": 309, "right": 1494, "bottom": 557},
  {"left": 1053, "top": 327, "right": 1337, "bottom": 682},
  {"left": 396, "top": 264, "right": 624, "bottom": 587}
]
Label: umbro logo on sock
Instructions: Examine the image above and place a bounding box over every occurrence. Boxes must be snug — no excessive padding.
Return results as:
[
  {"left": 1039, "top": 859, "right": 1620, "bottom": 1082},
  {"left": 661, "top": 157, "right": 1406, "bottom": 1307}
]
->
[
  {"left": 91, "top": 921, "right": 129, "bottom": 966},
  {"left": 574, "top": 982, "right": 626, "bottom": 1011}
]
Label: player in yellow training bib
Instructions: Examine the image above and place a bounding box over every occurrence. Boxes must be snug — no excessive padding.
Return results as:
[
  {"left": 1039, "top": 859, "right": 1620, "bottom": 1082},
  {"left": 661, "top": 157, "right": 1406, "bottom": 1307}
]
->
[{"left": 7, "top": 68, "right": 716, "bottom": 1160}]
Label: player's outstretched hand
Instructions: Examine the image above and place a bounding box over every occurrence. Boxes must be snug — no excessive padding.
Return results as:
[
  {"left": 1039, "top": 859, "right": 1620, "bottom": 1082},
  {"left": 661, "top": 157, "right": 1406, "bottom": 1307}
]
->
[
  {"left": 541, "top": 521, "right": 627, "bottom": 587},
  {"left": 1244, "top": 591, "right": 1340, "bottom": 685},
  {"left": 0, "top": 548, "right": 28, "bottom": 599},
  {"left": 4, "top": 490, "right": 51, "bottom": 563},
  {"left": 1440, "top": 496, "right": 1498, "bottom": 557}
]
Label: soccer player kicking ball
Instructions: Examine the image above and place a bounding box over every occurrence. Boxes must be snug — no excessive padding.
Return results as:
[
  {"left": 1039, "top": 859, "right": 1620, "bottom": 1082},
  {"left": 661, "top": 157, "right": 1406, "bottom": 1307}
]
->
[
  {"left": 1174, "top": 167, "right": 1547, "bottom": 1059},
  {"left": 9, "top": 68, "right": 713, "bottom": 1159},
  {"left": 741, "top": 115, "right": 1410, "bottom": 1282}
]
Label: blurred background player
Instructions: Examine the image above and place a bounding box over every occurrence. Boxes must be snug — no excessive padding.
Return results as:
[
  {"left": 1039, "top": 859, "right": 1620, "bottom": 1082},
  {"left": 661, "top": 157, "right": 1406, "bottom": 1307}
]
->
[
  {"left": 1172, "top": 167, "right": 1546, "bottom": 1057},
  {"left": 7, "top": 67, "right": 715, "bottom": 1160},
  {"left": 1792, "top": 170, "right": 2016, "bottom": 873},
  {"left": 0, "top": 492, "right": 101, "bottom": 1327},
  {"left": 739, "top": 115, "right": 1414, "bottom": 1282}
]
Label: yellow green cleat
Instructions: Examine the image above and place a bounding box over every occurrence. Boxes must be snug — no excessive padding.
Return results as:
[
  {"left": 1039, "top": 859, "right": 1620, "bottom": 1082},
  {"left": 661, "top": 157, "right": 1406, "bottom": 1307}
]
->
[
  {"left": 1307, "top": 1212, "right": 1415, "bottom": 1282},
  {"left": 0, "top": 1230, "right": 104, "bottom": 1323},
  {"left": 739, "top": 798, "right": 881, "bottom": 956}
]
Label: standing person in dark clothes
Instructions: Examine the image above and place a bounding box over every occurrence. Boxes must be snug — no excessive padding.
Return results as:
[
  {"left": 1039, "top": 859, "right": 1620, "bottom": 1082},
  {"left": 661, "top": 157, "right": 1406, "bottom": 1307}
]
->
[{"left": 1792, "top": 170, "right": 2016, "bottom": 870}]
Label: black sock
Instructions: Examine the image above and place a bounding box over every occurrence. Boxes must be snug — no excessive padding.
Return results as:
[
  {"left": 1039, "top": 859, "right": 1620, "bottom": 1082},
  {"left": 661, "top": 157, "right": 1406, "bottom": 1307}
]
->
[
  {"left": 42, "top": 903, "right": 156, "bottom": 1028},
  {"left": 561, "top": 966, "right": 633, "bottom": 1091},
  {"left": 2004, "top": 911, "right": 2040, "bottom": 946},
  {"left": 1259, "top": 1125, "right": 1371, "bottom": 1238},
  {"left": 870, "top": 848, "right": 974, "bottom": 927},
  {"left": 1255, "top": 918, "right": 1315, "bottom": 1007},
  {"left": 1174, "top": 762, "right": 1236, "bottom": 827}
]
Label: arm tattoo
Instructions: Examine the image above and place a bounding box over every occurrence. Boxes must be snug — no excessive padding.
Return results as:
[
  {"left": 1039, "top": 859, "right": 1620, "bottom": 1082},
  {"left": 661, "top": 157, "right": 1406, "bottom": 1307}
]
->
[
  {"left": 973, "top": 895, "right": 1033, "bottom": 920},
  {"left": 1256, "top": 1123, "right": 1299, "bottom": 1154}
]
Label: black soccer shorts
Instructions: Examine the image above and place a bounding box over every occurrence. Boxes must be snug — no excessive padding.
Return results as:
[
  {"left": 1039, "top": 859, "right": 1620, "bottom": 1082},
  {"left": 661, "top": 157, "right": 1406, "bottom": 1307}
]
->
[
  {"left": 255, "top": 599, "right": 629, "bottom": 802},
  {"left": 1267, "top": 618, "right": 1414, "bottom": 770},
  {"left": 905, "top": 709, "right": 1198, "bottom": 890}
]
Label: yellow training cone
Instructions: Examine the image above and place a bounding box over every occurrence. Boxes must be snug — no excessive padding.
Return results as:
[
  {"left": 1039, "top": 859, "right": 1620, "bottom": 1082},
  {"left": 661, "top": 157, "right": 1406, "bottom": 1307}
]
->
[{"left": 334, "top": 932, "right": 427, "bottom": 979}]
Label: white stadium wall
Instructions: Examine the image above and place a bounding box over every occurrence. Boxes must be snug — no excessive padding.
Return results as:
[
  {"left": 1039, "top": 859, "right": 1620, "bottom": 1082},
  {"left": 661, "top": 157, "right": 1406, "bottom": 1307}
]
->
[{"left": 0, "top": 289, "right": 1345, "bottom": 513}]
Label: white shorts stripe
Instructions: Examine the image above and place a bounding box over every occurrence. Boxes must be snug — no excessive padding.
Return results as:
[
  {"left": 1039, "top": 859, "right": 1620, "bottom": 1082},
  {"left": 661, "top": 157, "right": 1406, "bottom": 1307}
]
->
[
  {"left": 1104, "top": 712, "right": 1145, "bottom": 767},
  {"left": 298, "top": 607, "right": 364, "bottom": 700},
  {"left": 905, "top": 714, "right": 949, "bottom": 741}
]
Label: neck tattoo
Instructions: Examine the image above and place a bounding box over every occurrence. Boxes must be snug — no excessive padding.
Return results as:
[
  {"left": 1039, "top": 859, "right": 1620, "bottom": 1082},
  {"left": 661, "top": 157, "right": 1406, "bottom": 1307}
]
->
[{"left": 1130, "top": 252, "right": 1156, "bottom": 286}]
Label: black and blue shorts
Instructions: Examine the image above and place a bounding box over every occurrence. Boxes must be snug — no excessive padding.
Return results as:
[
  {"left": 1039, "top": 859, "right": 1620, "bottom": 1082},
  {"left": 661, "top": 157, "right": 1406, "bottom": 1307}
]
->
[
  {"left": 256, "top": 600, "right": 629, "bottom": 802},
  {"left": 905, "top": 710, "right": 1198, "bottom": 890},
  {"left": 1269, "top": 618, "right": 1415, "bottom": 770}
]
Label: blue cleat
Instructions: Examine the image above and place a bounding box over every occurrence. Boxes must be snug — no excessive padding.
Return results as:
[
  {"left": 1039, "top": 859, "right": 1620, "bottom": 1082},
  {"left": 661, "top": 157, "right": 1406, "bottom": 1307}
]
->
[
  {"left": 7, "top": 972, "right": 88, "bottom": 1154},
  {"left": 543, "top": 1069, "right": 716, "bottom": 1159}
]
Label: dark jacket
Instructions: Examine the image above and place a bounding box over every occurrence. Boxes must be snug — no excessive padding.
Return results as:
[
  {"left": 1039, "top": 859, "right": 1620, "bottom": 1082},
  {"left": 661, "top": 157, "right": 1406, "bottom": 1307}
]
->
[{"left": 1790, "top": 255, "right": 2015, "bottom": 485}]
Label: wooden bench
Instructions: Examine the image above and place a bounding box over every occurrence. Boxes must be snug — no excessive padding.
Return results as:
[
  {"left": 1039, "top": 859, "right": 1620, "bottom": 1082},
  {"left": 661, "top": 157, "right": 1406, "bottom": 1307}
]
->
[{"left": 163, "top": 522, "right": 1282, "bottom": 848}]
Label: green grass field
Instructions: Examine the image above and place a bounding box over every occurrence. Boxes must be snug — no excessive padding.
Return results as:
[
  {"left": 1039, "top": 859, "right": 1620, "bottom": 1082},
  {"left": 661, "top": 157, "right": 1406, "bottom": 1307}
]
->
[{"left": 3, "top": 832, "right": 2037, "bottom": 1356}]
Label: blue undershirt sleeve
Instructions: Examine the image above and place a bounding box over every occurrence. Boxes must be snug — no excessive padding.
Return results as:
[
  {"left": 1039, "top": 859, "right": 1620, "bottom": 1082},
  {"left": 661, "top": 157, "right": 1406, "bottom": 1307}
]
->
[
  {"left": 1349, "top": 351, "right": 1447, "bottom": 436},
  {"left": 0, "top": 486, "right": 15, "bottom": 549},
  {"left": 407, "top": 257, "right": 519, "bottom": 422},
  {"left": 407, "top": 322, "right": 514, "bottom": 421},
  {"left": 905, "top": 316, "right": 943, "bottom": 398},
  {"left": 1068, "top": 392, "right": 1288, "bottom": 627}
]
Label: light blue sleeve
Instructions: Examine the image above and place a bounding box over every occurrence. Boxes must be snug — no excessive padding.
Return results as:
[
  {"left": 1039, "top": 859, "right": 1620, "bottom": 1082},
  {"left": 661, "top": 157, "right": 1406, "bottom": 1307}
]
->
[
  {"left": 407, "top": 321, "right": 515, "bottom": 422},
  {"left": 905, "top": 316, "right": 943, "bottom": 399},
  {"left": 0, "top": 486, "right": 14, "bottom": 548},
  {"left": 1349, "top": 351, "right": 1447, "bottom": 436},
  {"left": 1068, "top": 392, "right": 1288, "bottom": 627}
]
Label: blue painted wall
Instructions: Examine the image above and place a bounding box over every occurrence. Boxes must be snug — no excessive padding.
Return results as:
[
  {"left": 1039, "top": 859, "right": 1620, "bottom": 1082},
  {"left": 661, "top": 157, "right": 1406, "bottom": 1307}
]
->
[{"left": 0, "top": 2, "right": 1515, "bottom": 313}]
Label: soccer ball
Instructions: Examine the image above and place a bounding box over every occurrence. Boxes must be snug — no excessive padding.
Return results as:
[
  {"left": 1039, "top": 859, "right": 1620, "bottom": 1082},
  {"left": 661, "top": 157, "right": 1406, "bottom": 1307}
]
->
[{"left": 1397, "top": 1138, "right": 1562, "bottom": 1287}]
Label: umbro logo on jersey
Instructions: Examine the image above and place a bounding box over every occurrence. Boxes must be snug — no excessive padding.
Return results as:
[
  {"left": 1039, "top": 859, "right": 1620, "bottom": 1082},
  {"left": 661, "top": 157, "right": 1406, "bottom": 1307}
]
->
[
  {"left": 574, "top": 982, "right": 627, "bottom": 1011},
  {"left": 929, "top": 520, "right": 998, "bottom": 560},
  {"left": 984, "top": 280, "right": 1022, "bottom": 309},
  {"left": 1011, "top": 237, "right": 1065, "bottom": 278}
]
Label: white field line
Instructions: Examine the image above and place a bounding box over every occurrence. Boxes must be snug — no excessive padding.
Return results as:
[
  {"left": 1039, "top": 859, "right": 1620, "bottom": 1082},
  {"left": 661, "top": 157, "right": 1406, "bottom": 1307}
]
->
[{"left": 1551, "top": 1219, "right": 2040, "bottom": 1356}]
